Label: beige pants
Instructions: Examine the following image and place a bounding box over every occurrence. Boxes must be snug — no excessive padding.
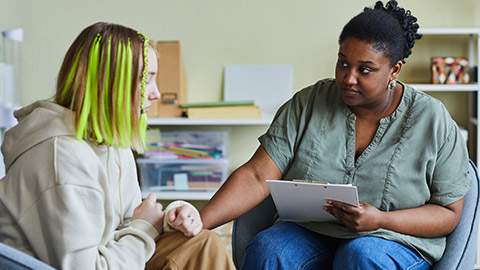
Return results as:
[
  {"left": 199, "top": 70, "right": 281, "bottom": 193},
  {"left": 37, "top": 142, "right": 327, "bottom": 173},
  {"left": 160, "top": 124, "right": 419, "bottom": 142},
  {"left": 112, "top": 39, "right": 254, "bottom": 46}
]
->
[{"left": 145, "top": 230, "right": 236, "bottom": 270}]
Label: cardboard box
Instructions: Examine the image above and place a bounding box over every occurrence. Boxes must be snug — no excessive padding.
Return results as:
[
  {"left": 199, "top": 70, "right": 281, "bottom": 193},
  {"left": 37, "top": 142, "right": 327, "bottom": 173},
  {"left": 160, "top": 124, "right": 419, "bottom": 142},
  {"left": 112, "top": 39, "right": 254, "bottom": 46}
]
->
[{"left": 147, "top": 41, "right": 187, "bottom": 117}]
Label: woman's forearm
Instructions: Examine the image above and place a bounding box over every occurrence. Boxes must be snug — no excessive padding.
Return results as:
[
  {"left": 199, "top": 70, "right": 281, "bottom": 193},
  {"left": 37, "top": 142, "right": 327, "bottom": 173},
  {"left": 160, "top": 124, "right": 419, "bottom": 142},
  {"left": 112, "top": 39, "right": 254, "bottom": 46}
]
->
[
  {"left": 200, "top": 146, "right": 282, "bottom": 230},
  {"left": 378, "top": 199, "right": 464, "bottom": 237},
  {"left": 200, "top": 166, "right": 269, "bottom": 229}
]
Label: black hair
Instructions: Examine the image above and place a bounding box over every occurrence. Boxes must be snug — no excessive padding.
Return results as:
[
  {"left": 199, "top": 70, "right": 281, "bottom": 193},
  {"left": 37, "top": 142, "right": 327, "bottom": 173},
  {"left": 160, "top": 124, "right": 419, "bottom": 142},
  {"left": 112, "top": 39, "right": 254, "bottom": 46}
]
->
[{"left": 338, "top": 0, "right": 422, "bottom": 66}]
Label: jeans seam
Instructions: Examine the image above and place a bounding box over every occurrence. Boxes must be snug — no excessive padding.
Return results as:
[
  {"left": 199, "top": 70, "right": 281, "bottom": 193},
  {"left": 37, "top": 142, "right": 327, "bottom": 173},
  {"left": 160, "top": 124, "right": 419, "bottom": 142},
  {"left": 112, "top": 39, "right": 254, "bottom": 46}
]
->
[
  {"left": 299, "top": 254, "right": 324, "bottom": 270},
  {"left": 406, "top": 258, "right": 427, "bottom": 270}
]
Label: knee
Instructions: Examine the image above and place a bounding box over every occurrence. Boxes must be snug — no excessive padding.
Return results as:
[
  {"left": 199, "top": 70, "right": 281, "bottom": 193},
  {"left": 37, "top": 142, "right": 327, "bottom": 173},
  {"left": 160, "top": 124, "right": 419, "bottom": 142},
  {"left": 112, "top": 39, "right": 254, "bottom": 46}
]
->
[
  {"left": 245, "top": 229, "right": 279, "bottom": 256},
  {"left": 243, "top": 227, "right": 299, "bottom": 268},
  {"left": 241, "top": 230, "right": 283, "bottom": 269},
  {"left": 196, "top": 229, "right": 217, "bottom": 238},
  {"left": 333, "top": 237, "right": 427, "bottom": 270},
  {"left": 196, "top": 229, "right": 224, "bottom": 245},
  {"left": 333, "top": 237, "right": 381, "bottom": 268},
  {"left": 338, "top": 237, "right": 368, "bottom": 256},
  {"left": 244, "top": 222, "right": 306, "bottom": 258}
]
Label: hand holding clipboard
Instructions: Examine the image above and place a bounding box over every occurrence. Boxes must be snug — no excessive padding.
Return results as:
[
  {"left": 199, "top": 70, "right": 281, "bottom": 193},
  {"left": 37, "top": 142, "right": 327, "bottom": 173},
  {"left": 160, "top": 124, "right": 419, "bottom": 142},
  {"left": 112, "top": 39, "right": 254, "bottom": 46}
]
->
[{"left": 266, "top": 180, "right": 359, "bottom": 223}]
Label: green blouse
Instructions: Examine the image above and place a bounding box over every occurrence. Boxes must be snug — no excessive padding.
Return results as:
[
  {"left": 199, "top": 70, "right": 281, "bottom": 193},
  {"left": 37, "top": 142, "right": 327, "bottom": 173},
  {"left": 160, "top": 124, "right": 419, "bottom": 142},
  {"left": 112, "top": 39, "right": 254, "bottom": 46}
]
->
[{"left": 259, "top": 78, "right": 472, "bottom": 265}]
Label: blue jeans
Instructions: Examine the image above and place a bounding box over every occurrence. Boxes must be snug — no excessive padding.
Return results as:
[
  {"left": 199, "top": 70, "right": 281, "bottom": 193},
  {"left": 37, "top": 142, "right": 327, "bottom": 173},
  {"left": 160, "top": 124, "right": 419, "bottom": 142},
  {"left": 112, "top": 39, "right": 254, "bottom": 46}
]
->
[{"left": 241, "top": 221, "right": 430, "bottom": 270}]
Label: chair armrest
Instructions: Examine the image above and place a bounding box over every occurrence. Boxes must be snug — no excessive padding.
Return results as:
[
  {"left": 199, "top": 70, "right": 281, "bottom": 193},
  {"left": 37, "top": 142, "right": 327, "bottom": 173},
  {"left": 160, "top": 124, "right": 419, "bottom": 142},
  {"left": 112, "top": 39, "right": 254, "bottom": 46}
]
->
[
  {"left": 232, "top": 195, "right": 277, "bottom": 269},
  {"left": 433, "top": 160, "right": 480, "bottom": 269},
  {"left": 0, "top": 242, "right": 56, "bottom": 270}
]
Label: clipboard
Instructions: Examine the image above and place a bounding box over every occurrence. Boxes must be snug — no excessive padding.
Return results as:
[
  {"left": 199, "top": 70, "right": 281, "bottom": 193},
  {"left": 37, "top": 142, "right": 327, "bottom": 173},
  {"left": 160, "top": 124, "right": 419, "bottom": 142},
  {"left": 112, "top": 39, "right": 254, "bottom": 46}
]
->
[{"left": 266, "top": 180, "right": 359, "bottom": 222}]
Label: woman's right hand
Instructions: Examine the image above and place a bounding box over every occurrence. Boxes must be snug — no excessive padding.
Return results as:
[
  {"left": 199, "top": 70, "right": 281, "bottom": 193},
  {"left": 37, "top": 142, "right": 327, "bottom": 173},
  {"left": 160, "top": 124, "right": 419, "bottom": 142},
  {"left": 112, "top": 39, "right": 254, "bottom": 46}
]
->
[
  {"left": 323, "top": 200, "right": 382, "bottom": 232},
  {"left": 132, "top": 193, "right": 165, "bottom": 234}
]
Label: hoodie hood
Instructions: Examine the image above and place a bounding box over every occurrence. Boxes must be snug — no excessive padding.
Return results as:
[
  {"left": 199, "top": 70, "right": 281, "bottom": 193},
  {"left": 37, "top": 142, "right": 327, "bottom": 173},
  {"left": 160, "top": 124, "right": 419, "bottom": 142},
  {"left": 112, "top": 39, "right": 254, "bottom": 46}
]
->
[{"left": 1, "top": 100, "right": 76, "bottom": 172}]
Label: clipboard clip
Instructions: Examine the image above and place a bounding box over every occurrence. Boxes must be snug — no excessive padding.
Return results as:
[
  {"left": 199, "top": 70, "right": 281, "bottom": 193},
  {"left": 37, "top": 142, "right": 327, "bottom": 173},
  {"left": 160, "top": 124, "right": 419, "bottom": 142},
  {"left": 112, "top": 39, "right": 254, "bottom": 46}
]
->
[{"left": 292, "top": 179, "right": 329, "bottom": 184}]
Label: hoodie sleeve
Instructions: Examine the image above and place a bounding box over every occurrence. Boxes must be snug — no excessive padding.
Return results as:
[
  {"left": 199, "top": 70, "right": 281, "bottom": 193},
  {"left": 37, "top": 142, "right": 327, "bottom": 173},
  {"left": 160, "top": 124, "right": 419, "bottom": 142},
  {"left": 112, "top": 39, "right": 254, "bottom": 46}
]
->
[
  {"left": 32, "top": 184, "right": 157, "bottom": 270},
  {"left": 16, "top": 137, "right": 158, "bottom": 270}
]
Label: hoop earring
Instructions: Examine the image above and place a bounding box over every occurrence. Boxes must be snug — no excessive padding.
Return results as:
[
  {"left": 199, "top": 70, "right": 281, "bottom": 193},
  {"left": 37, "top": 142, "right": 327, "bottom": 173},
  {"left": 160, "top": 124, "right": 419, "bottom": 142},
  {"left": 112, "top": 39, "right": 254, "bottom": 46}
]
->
[{"left": 388, "top": 79, "right": 396, "bottom": 91}]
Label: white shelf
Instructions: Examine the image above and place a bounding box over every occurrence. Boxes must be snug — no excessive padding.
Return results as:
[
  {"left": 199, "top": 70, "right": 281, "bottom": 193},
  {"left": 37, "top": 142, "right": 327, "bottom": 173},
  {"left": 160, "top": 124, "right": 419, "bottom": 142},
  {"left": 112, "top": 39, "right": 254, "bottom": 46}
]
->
[
  {"left": 418, "top": 27, "right": 480, "bottom": 268},
  {"left": 142, "top": 190, "right": 215, "bottom": 200},
  {"left": 419, "top": 28, "right": 480, "bottom": 35},
  {"left": 413, "top": 27, "right": 480, "bottom": 168},
  {"left": 410, "top": 84, "right": 480, "bottom": 92},
  {"left": 147, "top": 116, "right": 273, "bottom": 125}
]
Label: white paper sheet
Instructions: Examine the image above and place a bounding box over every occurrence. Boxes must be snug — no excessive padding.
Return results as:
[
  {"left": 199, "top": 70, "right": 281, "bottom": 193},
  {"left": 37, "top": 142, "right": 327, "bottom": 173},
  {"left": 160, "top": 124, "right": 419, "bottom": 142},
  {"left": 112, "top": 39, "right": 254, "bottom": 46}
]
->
[{"left": 224, "top": 65, "right": 293, "bottom": 118}]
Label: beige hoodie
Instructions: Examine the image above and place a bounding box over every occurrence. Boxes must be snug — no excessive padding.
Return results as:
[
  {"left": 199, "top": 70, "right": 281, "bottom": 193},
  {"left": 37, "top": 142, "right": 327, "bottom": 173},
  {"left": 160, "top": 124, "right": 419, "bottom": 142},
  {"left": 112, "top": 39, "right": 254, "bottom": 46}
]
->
[{"left": 0, "top": 100, "right": 191, "bottom": 269}]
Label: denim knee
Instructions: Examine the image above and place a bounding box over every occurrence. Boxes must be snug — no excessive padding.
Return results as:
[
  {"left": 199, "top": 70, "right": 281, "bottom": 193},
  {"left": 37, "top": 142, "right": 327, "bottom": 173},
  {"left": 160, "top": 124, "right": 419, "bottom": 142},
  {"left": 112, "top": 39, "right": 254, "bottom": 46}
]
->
[
  {"left": 333, "top": 237, "right": 430, "bottom": 270},
  {"left": 241, "top": 222, "right": 339, "bottom": 270},
  {"left": 241, "top": 228, "right": 283, "bottom": 269},
  {"left": 245, "top": 230, "right": 280, "bottom": 259}
]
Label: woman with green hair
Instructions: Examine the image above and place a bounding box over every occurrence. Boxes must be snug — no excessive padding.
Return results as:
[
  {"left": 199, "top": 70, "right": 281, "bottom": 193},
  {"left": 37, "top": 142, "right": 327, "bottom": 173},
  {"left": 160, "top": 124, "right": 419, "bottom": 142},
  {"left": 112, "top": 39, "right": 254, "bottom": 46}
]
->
[{"left": 0, "top": 22, "right": 234, "bottom": 269}]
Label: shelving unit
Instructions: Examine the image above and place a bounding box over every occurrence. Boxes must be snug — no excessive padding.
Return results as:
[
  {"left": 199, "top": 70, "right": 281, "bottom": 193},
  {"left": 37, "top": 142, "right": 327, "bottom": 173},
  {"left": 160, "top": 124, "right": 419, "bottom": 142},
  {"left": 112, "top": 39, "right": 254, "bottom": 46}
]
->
[
  {"left": 410, "top": 27, "right": 480, "bottom": 269},
  {"left": 143, "top": 116, "right": 273, "bottom": 200},
  {"left": 410, "top": 28, "right": 480, "bottom": 166}
]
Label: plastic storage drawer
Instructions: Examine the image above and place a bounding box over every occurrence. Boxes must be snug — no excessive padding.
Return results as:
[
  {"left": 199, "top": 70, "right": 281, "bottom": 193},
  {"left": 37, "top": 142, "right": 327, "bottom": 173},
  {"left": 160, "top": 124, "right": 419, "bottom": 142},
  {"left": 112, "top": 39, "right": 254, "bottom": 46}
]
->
[{"left": 137, "top": 158, "right": 229, "bottom": 193}]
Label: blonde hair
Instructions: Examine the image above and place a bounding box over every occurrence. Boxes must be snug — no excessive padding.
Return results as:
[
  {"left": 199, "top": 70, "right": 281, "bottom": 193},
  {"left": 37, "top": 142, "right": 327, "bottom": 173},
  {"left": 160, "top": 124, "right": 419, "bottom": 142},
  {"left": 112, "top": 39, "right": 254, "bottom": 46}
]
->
[{"left": 55, "top": 22, "right": 149, "bottom": 153}]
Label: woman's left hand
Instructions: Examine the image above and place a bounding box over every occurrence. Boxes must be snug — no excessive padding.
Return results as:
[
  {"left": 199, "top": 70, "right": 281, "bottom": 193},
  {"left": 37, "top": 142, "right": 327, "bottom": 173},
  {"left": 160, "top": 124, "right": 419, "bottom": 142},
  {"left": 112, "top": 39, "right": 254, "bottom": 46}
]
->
[
  {"left": 323, "top": 200, "right": 383, "bottom": 232},
  {"left": 166, "top": 205, "right": 203, "bottom": 237}
]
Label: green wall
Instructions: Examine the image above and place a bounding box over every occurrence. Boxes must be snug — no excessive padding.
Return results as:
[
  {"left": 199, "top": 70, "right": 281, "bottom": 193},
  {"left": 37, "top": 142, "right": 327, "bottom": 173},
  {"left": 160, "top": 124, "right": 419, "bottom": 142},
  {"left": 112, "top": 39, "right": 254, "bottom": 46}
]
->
[{"left": 1, "top": 0, "right": 478, "bottom": 171}]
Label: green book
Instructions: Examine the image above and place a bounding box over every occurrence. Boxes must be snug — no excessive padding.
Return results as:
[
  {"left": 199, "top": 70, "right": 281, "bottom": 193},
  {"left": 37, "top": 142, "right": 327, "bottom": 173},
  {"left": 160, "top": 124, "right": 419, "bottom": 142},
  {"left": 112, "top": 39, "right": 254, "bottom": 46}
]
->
[{"left": 181, "top": 100, "right": 254, "bottom": 108}]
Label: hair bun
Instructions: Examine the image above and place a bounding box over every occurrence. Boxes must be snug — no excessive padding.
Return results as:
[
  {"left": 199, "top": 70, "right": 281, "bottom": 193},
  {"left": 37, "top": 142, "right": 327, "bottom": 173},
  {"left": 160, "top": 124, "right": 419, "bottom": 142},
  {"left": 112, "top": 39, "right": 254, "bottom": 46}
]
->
[{"left": 373, "top": 0, "right": 422, "bottom": 60}]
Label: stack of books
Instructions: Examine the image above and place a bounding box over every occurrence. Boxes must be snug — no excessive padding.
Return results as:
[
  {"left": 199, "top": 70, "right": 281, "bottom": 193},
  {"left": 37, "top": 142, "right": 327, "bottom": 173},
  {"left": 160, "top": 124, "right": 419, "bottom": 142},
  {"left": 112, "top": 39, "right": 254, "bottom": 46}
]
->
[{"left": 181, "top": 100, "right": 262, "bottom": 119}]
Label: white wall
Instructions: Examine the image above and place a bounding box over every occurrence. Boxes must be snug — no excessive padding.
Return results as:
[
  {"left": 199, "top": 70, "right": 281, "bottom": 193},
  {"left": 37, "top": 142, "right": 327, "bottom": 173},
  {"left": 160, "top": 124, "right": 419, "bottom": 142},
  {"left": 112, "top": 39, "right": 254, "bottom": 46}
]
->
[{"left": 0, "top": 0, "right": 478, "bottom": 170}]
